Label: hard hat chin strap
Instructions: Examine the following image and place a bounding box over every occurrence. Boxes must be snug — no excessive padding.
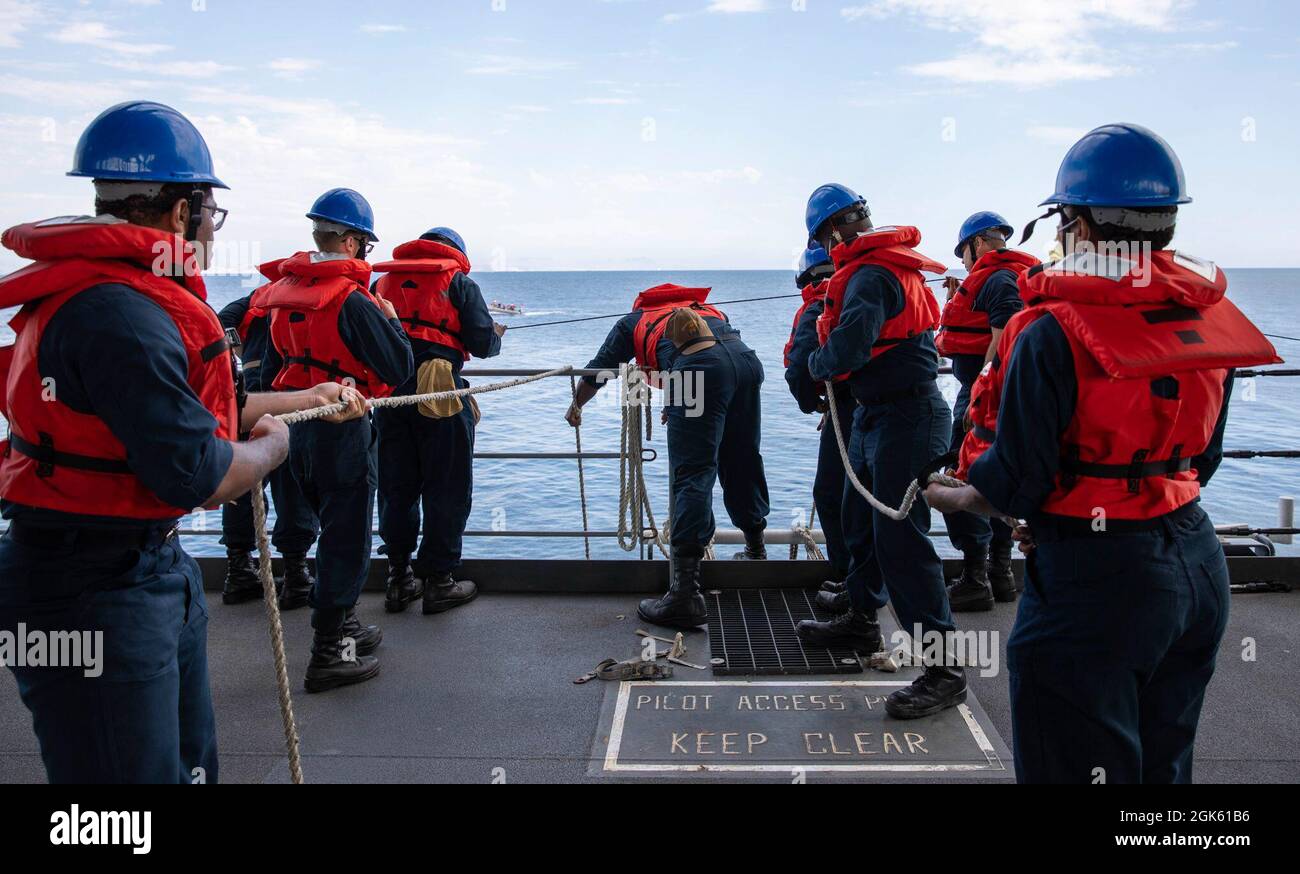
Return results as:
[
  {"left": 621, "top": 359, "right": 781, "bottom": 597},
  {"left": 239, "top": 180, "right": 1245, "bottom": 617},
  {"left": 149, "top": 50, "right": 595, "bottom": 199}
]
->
[{"left": 1019, "top": 206, "right": 1065, "bottom": 246}]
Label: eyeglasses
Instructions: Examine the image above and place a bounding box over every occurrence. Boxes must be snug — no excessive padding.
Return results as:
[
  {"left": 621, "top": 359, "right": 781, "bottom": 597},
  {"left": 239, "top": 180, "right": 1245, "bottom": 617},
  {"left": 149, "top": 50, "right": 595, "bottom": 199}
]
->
[
  {"left": 349, "top": 236, "right": 375, "bottom": 259},
  {"left": 202, "top": 204, "right": 229, "bottom": 232},
  {"left": 831, "top": 206, "right": 871, "bottom": 228}
]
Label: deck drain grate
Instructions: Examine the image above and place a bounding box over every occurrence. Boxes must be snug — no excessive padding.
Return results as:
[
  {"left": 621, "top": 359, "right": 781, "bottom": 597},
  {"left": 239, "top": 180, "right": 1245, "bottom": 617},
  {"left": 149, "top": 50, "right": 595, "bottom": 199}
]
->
[{"left": 705, "top": 589, "right": 864, "bottom": 676}]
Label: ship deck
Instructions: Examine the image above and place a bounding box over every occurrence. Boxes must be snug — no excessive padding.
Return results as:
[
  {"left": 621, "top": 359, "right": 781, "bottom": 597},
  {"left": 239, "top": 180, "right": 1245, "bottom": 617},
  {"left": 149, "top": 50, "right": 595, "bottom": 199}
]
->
[{"left": 1, "top": 557, "right": 1297, "bottom": 784}]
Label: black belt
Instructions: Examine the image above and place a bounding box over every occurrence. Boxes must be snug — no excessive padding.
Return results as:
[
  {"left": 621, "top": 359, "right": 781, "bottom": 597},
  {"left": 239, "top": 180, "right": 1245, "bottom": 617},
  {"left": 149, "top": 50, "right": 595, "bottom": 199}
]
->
[
  {"left": 1031, "top": 502, "right": 1203, "bottom": 541},
  {"left": 940, "top": 325, "right": 992, "bottom": 335},
  {"left": 4, "top": 520, "right": 180, "bottom": 552},
  {"left": 856, "top": 378, "right": 937, "bottom": 407},
  {"left": 972, "top": 424, "right": 996, "bottom": 443}
]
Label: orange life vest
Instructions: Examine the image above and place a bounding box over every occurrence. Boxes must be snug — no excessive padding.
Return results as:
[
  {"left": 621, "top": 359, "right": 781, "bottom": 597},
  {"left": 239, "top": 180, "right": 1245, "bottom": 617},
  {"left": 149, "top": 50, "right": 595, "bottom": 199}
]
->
[
  {"left": 372, "top": 239, "right": 472, "bottom": 360},
  {"left": 0, "top": 217, "right": 238, "bottom": 519},
  {"left": 936, "top": 249, "right": 1039, "bottom": 358},
  {"left": 262, "top": 251, "right": 395, "bottom": 399},
  {"left": 784, "top": 280, "right": 827, "bottom": 368},
  {"left": 630, "top": 284, "right": 726, "bottom": 374},
  {"left": 959, "top": 251, "right": 1280, "bottom": 519},
  {"left": 816, "top": 226, "right": 945, "bottom": 380}
]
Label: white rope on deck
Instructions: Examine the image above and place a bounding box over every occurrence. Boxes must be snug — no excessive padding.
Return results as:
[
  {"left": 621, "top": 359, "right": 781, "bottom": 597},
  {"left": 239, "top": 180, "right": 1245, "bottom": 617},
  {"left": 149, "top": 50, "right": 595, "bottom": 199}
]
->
[
  {"left": 823, "top": 379, "right": 965, "bottom": 522},
  {"left": 616, "top": 365, "right": 670, "bottom": 559}
]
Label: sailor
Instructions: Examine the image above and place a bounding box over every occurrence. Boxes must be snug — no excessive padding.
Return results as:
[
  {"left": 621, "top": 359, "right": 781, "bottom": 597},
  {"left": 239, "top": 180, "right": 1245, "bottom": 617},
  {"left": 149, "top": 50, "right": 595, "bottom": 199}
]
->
[
  {"left": 783, "top": 246, "right": 854, "bottom": 598},
  {"left": 0, "top": 101, "right": 366, "bottom": 783},
  {"left": 793, "top": 183, "right": 967, "bottom": 720},
  {"left": 216, "top": 259, "right": 319, "bottom": 610},
  {"left": 935, "top": 212, "right": 1037, "bottom": 611},
  {"left": 371, "top": 227, "right": 503, "bottom": 615},
  {"left": 566, "top": 285, "right": 771, "bottom": 628},
  {"left": 260, "top": 189, "right": 414, "bottom": 693},
  {"left": 925, "top": 124, "right": 1281, "bottom": 782}
]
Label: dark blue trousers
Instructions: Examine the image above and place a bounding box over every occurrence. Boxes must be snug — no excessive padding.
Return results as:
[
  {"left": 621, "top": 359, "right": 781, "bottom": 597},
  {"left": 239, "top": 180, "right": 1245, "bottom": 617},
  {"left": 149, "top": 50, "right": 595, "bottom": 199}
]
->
[
  {"left": 666, "top": 340, "right": 770, "bottom": 559},
  {"left": 815, "top": 391, "right": 855, "bottom": 580},
  {"left": 945, "top": 353, "right": 1010, "bottom": 553},
  {"left": 1009, "top": 506, "right": 1229, "bottom": 784},
  {"left": 841, "top": 384, "right": 955, "bottom": 641},
  {"left": 0, "top": 531, "right": 217, "bottom": 784},
  {"left": 375, "top": 398, "right": 476, "bottom": 577},
  {"left": 289, "top": 416, "right": 377, "bottom": 632},
  {"left": 220, "top": 460, "right": 318, "bottom": 555}
]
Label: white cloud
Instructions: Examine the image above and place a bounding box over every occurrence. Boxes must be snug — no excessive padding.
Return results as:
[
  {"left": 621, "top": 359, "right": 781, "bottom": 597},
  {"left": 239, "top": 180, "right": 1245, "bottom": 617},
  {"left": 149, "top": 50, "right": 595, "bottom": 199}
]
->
[
  {"left": 99, "top": 57, "right": 239, "bottom": 78},
  {"left": 360, "top": 24, "right": 408, "bottom": 33},
  {"left": 464, "top": 54, "right": 577, "bottom": 76},
  {"left": 0, "top": 0, "right": 40, "bottom": 48},
  {"left": 50, "top": 21, "right": 170, "bottom": 56},
  {"left": 266, "top": 58, "right": 322, "bottom": 80},
  {"left": 840, "top": 0, "right": 1195, "bottom": 86},
  {"left": 1026, "top": 124, "right": 1088, "bottom": 145},
  {"left": 663, "top": 0, "right": 767, "bottom": 23},
  {"left": 572, "top": 97, "right": 639, "bottom": 105}
]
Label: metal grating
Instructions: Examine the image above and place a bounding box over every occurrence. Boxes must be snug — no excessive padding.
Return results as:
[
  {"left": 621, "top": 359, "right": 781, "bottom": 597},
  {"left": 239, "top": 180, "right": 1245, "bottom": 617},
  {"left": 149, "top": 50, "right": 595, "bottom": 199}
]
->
[{"left": 705, "top": 589, "right": 864, "bottom": 676}]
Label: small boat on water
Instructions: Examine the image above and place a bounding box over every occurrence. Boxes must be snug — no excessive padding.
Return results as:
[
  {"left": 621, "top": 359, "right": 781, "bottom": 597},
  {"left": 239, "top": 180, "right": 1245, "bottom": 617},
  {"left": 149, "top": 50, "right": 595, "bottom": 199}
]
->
[{"left": 489, "top": 301, "right": 526, "bottom": 316}]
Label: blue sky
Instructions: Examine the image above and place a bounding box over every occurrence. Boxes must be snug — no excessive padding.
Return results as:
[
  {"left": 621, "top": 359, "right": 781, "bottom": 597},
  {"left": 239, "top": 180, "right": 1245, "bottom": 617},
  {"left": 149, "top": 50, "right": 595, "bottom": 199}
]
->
[{"left": 0, "top": 0, "right": 1297, "bottom": 271}]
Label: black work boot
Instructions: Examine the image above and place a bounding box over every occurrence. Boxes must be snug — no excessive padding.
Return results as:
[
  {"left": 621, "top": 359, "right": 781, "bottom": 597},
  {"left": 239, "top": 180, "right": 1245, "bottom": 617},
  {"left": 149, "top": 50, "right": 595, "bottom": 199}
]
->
[
  {"left": 384, "top": 560, "right": 425, "bottom": 614},
  {"left": 222, "top": 548, "right": 263, "bottom": 605},
  {"left": 279, "top": 554, "right": 314, "bottom": 612},
  {"left": 989, "top": 541, "right": 1018, "bottom": 603},
  {"left": 947, "top": 547, "right": 994, "bottom": 613},
  {"left": 423, "top": 572, "right": 479, "bottom": 615},
  {"left": 821, "top": 580, "right": 847, "bottom": 594},
  {"left": 638, "top": 555, "right": 707, "bottom": 630},
  {"left": 341, "top": 608, "right": 382, "bottom": 656},
  {"left": 885, "top": 665, "right": 968, "bottom": 719},
  {"left": 815, "top": 589, "right": 850, "bottom": 613},
  {"left": 796, "top": 608, "right": 883, "bottom": 654},
  {"left": 732, "top": 529, "right": 767, "bottom": 561},
  {"left": 304, "top": 630, "right": 381, "bottom": 694}
]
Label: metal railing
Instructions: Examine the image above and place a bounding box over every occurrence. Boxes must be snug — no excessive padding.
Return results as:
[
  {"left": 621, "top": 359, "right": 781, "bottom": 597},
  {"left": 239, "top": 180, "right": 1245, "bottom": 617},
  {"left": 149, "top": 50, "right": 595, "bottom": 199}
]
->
[{"left": 0, "top": 367, "right": 1297, "bottom": 553}]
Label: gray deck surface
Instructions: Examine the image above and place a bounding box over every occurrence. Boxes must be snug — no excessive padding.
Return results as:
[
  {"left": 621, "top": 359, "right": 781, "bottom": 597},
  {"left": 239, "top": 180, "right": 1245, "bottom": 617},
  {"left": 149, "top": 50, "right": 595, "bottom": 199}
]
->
[{"left": 2, "top": 586, "right": 1297, "bottom": 784}]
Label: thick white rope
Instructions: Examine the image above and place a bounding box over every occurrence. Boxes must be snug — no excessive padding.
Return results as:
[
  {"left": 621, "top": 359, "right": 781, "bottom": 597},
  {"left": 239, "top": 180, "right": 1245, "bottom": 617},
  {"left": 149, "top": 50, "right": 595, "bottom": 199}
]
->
[
  {"left": 569, "top": 374, "right": 592, "bottom": 560},
  {"left": 616, "top": 366, "right": 670, "bottom": 559},
  {"left": 250, "top": 484, "right": 305, "bottom": 785},
  {"left": 275, "top": 366, "right": 575, "bottom": 425},
  {"left": 823, "top": 380, "right": 965, "bottom": 522}
]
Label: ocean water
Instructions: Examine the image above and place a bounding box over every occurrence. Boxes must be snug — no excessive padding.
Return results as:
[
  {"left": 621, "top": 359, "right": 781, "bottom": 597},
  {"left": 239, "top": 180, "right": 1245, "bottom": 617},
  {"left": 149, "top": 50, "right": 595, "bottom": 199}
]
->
[{"left": 3, "top": 269, "right": 1298, "bottom": 559}]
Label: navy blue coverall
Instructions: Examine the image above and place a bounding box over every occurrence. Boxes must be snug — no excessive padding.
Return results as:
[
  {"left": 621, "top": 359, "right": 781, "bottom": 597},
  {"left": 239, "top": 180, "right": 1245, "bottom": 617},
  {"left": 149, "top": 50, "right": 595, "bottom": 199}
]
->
[
  {"left": 944, "top": 269, "right": 1023, "bottom": 555},
  {"left": 217, "top": 295, "right": 317, "bottom": 556},
  {"left": 374, "top": 273, "right": 501, "bottom": 578},
  {"left": 264, "top": 293, "right": 412, "bottom": 631},
  {"left": 584, "top": 312, "right": 770, "bottom": 559},
  {"left": 807, "top": 266, "right": 955, "bottom": 643},
  {"left": 785, "top": 297, "right": 854, "bottom": 580},
  {"left": 0, "top": 283, "right": 233, "bottom": 783},
  {"left": 969, "top": 313, "right": 1233, "bottom": 784}
]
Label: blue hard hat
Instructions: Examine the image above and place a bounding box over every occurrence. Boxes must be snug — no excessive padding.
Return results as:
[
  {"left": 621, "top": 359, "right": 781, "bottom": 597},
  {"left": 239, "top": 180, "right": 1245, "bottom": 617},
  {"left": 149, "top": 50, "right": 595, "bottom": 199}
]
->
[
  {"left": 68, "top": 100, "right": 227, "bottom": 188},
  {"left": 307, "top": 188, "right": 378, "bottom": 241},
  {"left": 421, "top": 226, "right": 466, "bottom": 254},
  {"left": 798, "top": 245, "right": 832, "bottom": 276},
  {"left": 805, "top": 183, "right": 866, "bottom": 238},
  {"left": 1042, "top": 123, "right": 1191, "bottom": 208},
  {"left": 955, "top": 211, "right": 1014, "bottom": 258}
]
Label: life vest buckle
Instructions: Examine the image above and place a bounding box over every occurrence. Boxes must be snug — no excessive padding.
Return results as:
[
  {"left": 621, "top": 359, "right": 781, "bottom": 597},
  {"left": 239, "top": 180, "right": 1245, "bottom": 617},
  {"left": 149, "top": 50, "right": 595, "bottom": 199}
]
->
[
  {"left": 36, "top": 432, "right": 55, "bottom": 479},
  {"left": 1126, "top": 449, "right": 1150, "bottom": 494}
]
